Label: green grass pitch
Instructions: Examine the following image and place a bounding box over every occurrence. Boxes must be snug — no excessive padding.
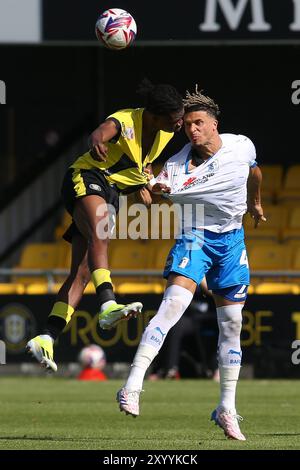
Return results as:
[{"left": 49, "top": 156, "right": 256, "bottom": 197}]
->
[{"left": 0, "top": 378, "right": 299, "bottom": 450}]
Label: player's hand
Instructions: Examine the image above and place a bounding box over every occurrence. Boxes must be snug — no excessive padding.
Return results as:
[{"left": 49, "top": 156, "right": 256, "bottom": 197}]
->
[
  {"left": 143, "top": 167, "right": 153, "bottom": 181},
  {"left": 151, "top": 183, "right": 171, "bottom": 194},
  {"left": 90, "top": 143, "right": 108, "bottom": 162},
  {"left": 248, "top": 203, "right": 266, "bottom": 228},
  {"left": 135, "top": 187, "right": 153, "bottom": 208}
]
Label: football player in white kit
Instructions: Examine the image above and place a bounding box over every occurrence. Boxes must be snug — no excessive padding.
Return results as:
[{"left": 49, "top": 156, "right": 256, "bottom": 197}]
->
[{"left": 117, "top": 86, "right": 266, "bottom": 441}]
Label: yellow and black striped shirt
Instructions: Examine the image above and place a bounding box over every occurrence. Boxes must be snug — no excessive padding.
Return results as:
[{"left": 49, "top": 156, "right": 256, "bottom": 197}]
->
[{"left": 71, "top": 108, "right": 174, "bottom": 192}]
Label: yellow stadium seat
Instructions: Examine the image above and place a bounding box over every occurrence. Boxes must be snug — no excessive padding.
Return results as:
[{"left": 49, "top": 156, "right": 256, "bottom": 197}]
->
[
  {"left": 278, "top": 190, "right": 300, "bottom": 206},
  {"left": 115, "top": 282, "right": 165, "bottom": 294},
  {"left": 149, "top": 239, "right": 174, "bottom": 270},
  {"left": 18, "top": 243, "right": 59, "bottom": 268},
  {"left": 109, "top": 239, "right": 152, "bottom": 288},
  {"left": 109, "top": 239, "right": 149, "bottom": 270},
  {"left": 282, "top": 165, "right": 300, "bottom": 190},
  {"left": 285, "top": 239, "right": 300, "bottom": 252},
  {"left": 249, "top": 244, "right": 292, "bottom": 271},
  {"left": 282, "top": 206, "right": 300, "bottom": 241},
  {"left": 13, "top": 243, "right": 62, "bottom": 285},
  {"left": 0, "top": 283, "right": 25, "bottom": 294},
  {"left": 25, "top": 281, "right": 71, "bottom": 294},
  {"left": 56, "top": 241, "right": 72, "bottom": 268},
  {"left": 254, "top": 282, "right": 300, "bottom": 294},
  {"left": 54, "top": 241, "right": 72, "bottom": 282},
  {"left": 51, "top": 283, "right": 63, "bottom": 294},
  {"left": 149, "top": 203, "right": 180, "bottom": 239},
  {"left": 278, "top": 165, "right": 300, "bottom": 204},
  {"left": 292, "top": 247, "right": 300, "bottom": 270},
  {"left": 25, "top": 283, "right": 49, "bottom": 294},
  {"left": 243, "top": 205, "right": 288, "bottom": 241},
  {"left": 260, "top": 165, "right": 283, "bottom": 203},
  {"left": 47, "top": 281, "right": 95, "bottom": 295},
  {"left": 245, "top": 239, "right": 279, "bottom": 256},
  {"left": 247, "top": 284, "right": 255, "bottom": 295},
  {"left": 83, "top": 282, "right": 95, "bottom": 294},
  {"left": 54, "top": 211, "right": 72, "bottom": 240},
  {"left": 287, "top": 246, "right": 300, "bottom": 284},
  {"left": 288, "top": 206, "right": 300, "bottom": 227},
  {"left": 282, "top": 228, "right": 300, "bottom": 242}
]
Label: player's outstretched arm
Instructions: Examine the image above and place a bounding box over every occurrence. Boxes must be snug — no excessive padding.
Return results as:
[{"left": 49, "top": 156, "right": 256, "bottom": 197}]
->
[
  {"left": 88, "top": 119, "right": 119, "bottom": 162},
  {"left": 247, "top": 166, "right": 267, "bottom": 228}
]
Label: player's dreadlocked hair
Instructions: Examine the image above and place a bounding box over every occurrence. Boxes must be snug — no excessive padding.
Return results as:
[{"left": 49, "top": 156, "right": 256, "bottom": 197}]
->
[
  {"left": 183, "top": 85, "right": 220, "bottom": 119},
  {"left": 137, "top": 78, "right": 183, "bottom": 115}
]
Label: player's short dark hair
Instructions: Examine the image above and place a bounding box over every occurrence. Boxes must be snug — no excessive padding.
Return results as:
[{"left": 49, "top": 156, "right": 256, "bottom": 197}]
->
[
  {"left": 183, "top": 85, "right": 220, "bottom": 119},
  {"left": 137, "top": 78, "right": 183, "bottom": 116}
]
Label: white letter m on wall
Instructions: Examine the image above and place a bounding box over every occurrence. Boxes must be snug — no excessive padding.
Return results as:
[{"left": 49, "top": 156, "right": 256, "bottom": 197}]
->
[
  {"left": 200, "top": 0, "right": 271, "bottom": 32},
  {"left": 0, "top": 80, "right": 6, "bottom": 104}
]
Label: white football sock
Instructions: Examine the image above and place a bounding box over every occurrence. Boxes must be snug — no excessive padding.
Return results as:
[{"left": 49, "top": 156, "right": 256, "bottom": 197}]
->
[
  {"left": 124, "top": 284, "right": 193, "bottom": 391},
  {"left": 125, "top": 344, "right": 157, "bottom": 391},
  {"left": 219, "top": 366, "right": 240, "bottom": 413},
  {"left": 217, "top": 304, "right": 243, "bottom": 412}
]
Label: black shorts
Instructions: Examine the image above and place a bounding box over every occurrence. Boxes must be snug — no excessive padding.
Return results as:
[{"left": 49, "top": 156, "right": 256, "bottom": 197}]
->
[{"left": 61, "top": 168, "right": 120, "bottom": 243}]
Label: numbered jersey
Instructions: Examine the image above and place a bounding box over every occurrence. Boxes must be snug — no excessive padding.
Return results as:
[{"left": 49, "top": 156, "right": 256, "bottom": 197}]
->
[{"left": 156, "top": 133, "right": 257, "bottom": 233}]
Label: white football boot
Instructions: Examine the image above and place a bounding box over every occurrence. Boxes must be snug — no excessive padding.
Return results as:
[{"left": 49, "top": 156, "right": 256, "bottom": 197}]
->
[
  {"left": 26, "top": 335, "right": 57, "bottom": 372},
  {"left": 116, "top": 387, "right": 142, "bottom": 417},
  {"left": 211, "top": 406, "right": 246, "bottom": 441}
]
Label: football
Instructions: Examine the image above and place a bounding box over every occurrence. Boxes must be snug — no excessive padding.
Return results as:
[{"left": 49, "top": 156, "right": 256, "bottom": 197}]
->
[
  {"left": 78, "top": 344, "right": 106, "bottom": 369},
  {"left": 95, "top": 8, "right": 137, "bottom": 50}
]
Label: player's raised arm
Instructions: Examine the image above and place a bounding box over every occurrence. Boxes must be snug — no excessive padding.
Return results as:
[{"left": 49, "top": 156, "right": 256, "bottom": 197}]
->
[
  {"left": 88, "top": 119, "right": 120, "bottom": 162},
  {"left": 247, "top": 165, "right": 266, "bottom": 228}
]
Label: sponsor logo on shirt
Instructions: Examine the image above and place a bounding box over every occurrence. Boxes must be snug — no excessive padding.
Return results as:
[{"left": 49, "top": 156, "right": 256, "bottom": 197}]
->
[
  {"left": 89, "top": 184, "right": 102, "bottom": 192},
  {"left": 177, "top": 172, "right": 215, "bottom": 192},
  {"left": 183, "top": 177, "right": 197, "bottom": 187},
  {"left": 121, "top": 123, "right": 134, "bottom": 140}
]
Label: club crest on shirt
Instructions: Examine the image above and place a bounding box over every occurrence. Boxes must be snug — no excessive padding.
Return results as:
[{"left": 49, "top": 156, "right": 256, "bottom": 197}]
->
[
  {"left": 207, "top": 159, "right": 219, "bottom": 173},
  {"left": 121, "top": 123, "right": 135, "bottom": 140}
]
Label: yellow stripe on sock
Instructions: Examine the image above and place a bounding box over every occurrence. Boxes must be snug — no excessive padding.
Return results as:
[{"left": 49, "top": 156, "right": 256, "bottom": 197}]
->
[
  {"left": 49, "top": 301, "right": 75, "bottom": 324},
  {"left": 92, "top": 268, "right": 112, "bottom": 288}
]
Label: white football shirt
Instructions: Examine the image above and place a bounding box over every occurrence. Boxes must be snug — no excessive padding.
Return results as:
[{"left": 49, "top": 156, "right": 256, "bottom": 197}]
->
[{"left": 155, "top": 134, "right": 257, "bottom": 233}]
